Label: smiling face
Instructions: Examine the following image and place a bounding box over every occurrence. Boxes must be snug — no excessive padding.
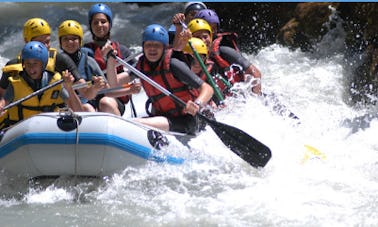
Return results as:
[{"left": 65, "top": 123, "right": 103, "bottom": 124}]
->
[
  {"left": 90, "top": 13, "right": 110, "bottom": 39},
  {"left": 143, "top": 41, "right": 164, "bottom": 63},
  {"left": 23, "top": 59, "right": 44, "bottom": 80},
  {"left": 192, "top": 30, "right": 212, "bottom": 49},
  {"left": 190, "top": 54, "right": 207, "bottom": 74},
  {"left": 60, "top": 35, "right": 80, "bottom": 54}
]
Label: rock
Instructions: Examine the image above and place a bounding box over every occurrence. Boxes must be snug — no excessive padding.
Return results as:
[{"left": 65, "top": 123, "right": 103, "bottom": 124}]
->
[{"left": 207, "top": 2, "right": 378, "bottom": 105}]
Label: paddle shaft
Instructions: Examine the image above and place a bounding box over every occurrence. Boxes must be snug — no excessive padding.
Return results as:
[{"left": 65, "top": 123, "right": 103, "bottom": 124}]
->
[
  {"left": 180, "top": 21, "right": 225, "bottom": 104},
  {"left": 3, "top": 79, "right": 64, "bottom": 111},
  {"left": 97, "top": 83, "right": 132, "bottom": 95},
  {"left": 262, "top": 92, "right": 300, "bottom": 121},
  {"left": 188, "top": 41, "right": 225, "bottom": 105},
  {"left": 112, "top": 54, "right": 272, "bottom": 168}
]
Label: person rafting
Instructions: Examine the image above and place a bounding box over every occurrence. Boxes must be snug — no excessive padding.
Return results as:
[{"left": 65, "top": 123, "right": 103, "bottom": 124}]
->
[
  {"left": 0, "top": 18, "right": 87, "bottom": 111},
  {"left": 188, "top": 18, "right": 262, "bottom": 95},
  {"left": 107, "top": 24, "right": 214, "bottom": 135},
  {"left": 0, "top": 41, "right": 83, "bottom": 129},
  {"left": 168, "top": 2, "right": 207, "bottom": 46},
  {"left": 84, "top": 3, "right": 139, "bottom": 116},
  {"left": 58, "top": 19, "right": 108, "bottom": 112}
]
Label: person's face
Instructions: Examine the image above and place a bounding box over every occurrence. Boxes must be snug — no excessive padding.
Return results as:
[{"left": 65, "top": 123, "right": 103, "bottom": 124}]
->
[
  {"left": 210, "top": 23, "right": 218, "bottom": 35},
  {"left": 23, "top": 59, "right": 43, "bottom": 80},
  {"left": 189, "top": 54, "right": 206, "bottom": 74},
  {"left": 192, "top": 30, "right": 212, "bottom": 49},
  {"left": 32, "top": 34, "right": 51, "bottom": 49},
  {"left": 61, "top": 35, "right": 80, "bottom": 54},
  {"left": 91, "top": 13, "right": 110, "bottom": 39},
  {"left": 143, "top": 41, "right": 164, "bottom": 63}
]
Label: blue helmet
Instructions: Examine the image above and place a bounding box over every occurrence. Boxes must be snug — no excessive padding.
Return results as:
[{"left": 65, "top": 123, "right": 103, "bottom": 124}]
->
[
  {"left": 195, "top": 9, "right": 220, "bottom": 29},
  {"left": 21, "top": 41, "right": 48, "bottom": 69},
  {"left": 142, "top": 24, "right": 169, "bottom": 46},
  {"left": 88, "top": 3, "right": 113, "bottom": 27}
]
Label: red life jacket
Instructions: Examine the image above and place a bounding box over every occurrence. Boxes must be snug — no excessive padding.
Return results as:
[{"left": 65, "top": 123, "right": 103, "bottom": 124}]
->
[
  {"left": 137, "top": 50, "right": 198, "bottom": 117},
  {"left": 85, "top": 41, "right": 130, "bottom": 104},
  {"left": 210, "top": 32, "right": 244, "bottom": 84},
  {"left": 200, "top": 60, "right": 229, "bottom": 96}
]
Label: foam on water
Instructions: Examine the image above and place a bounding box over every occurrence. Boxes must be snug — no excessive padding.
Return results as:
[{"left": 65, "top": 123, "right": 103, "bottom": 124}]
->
[{"left": 0, "top": 3, "right": 377, "bottom": 226}]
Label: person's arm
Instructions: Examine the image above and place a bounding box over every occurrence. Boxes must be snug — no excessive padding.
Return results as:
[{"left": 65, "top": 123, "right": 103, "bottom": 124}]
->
[
  {"left": 102, "top": 46, "right": 141, "bottom": 98},
  {"left": 170, "top": 58, "right": 213, "bottom": 115},
  {"left": 0, "top": 84, "right": 14, "bottom": 114},
  {"left": 171, "top": 13, "right": 186, "bottom": 50},
  {"left": 55, "top": 52, "right": 82, "bottom": 81},
  {"left": 61, "top": 70, "right": 83, "bottom": 112},
  {"left": 220, "top": 46, "right": 262, "bottom": 95}
]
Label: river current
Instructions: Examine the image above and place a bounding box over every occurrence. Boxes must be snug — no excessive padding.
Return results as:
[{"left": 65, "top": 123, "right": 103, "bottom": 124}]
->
[{"left": 0, "top": 2, "right": 377, "bottom": 227}]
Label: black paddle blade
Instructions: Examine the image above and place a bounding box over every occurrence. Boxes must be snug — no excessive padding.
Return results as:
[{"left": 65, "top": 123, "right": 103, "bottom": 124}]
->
[{"left": 199, "top": 114, "right": 272, "bottom": 168}]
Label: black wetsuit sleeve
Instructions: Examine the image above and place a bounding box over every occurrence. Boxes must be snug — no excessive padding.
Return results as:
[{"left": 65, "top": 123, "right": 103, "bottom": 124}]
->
[
  {"left": 55, "top": 52, "right": 82, "bottom": 81},
  {"left": 219, "top": 46, "right": 252, "bottom": 70},
  {"left": 171, "top": 50, "right": 188, "bottom": 63},
  {"left": 0, "top": 58, "right": 19, "bottom": 89},
  {"left": 170, "top": 58, "right": 203, "bottom": 89}
]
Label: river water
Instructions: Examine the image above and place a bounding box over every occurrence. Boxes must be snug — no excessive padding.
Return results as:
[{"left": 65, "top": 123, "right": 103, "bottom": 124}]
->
[{"left": 0, "top": 2, "right": 377, "bottom": 227}]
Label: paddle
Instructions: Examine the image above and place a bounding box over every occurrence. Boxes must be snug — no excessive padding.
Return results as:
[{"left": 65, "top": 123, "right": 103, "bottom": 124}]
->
[
  {"left": 111, "top": 55, "right": 272, "bottom": 168},
  {"left": 180, "top": 21, "right": 225, "bottom": 105},
  {"left": 262, "top": 92, "right": 300, "bottom": 122},
  {"left": 188, "top": 40, "right": 225, "bottom": 105},
  {"left": 97, "top": 83, "right": 133, "bottom": 95},
  {"left": 2, "top": 79, "right": 64, "bottom": 111}
]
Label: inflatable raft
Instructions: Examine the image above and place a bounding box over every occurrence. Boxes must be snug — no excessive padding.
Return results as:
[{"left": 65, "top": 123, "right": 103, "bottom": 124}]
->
[{"left": 0, "top": 110, "right": 185, "bottom": 178}]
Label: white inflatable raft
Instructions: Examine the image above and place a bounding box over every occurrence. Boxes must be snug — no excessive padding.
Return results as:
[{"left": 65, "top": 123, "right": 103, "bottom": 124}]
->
[{"left": 0, "top": 110, "right": 185, "bottom": 178}]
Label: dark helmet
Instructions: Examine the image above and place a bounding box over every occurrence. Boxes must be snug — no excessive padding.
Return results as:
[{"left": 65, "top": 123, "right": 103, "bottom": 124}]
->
[
  {"left": 21, "top": 41, "right": 49, "bottom": 69},
  {"left": 195, "top": 9, "right": 220, "bottom": 30},
  {"left": 88, "top": 3, "right": 113, "bottom": 27},
  {"left": 184, "top": 2, "right": 207, "bottom": 16},
  {"left": 142, "top": 24, "right": 169, "bottom": 46}
]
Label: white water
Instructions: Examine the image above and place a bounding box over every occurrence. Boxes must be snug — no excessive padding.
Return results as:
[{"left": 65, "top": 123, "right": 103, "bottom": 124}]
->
[{"left": 1, "top": 2, "right": 378, "bottom": 227}]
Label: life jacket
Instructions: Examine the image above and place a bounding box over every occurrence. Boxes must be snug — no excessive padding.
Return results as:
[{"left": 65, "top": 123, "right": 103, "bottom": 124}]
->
[
  {"left": 210, "top": 32, "right": 239, "bottom": 69},
  {"left": 84, "top": 41, "right": 130, "bottom": 104},
  {"left": 2, "top": 48, "right": 57, "bottom": 78},
  {"left": 7, "top": 71, "right": 65, "bottom": 124},
  {"left": 77, "top": 47, "right": 95, "bottom": 81},
  {"left": 210, "top": 32, "right": 245, "bottom": 85},
  {"left": 137, "top": 50, "right": 198, "bottom": 117},
  {"left": 196, "top": 59, "right": 227, "bottom": 103},
  {"left": 74, "top": 48, "right": 96, "bottom": 104}
]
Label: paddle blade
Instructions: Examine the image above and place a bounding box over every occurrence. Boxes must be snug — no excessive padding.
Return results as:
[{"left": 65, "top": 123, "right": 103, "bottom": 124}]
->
[{"left": 199, "top": 114, "right": 271, "bottom": 168}]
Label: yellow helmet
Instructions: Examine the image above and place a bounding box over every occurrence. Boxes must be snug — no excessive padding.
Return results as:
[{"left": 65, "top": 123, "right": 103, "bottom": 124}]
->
[
  {"left": 23, "top": 18, "right": 51, "bottom": 42},
  {"left": 184, "top": 37, "right": 208, "bottom": 57},
  {"left": 58, "top": 20, "right": 84, "bottom": 46},
  {"left": 187, "top": 18, "right": 212, "bottom": 40}
]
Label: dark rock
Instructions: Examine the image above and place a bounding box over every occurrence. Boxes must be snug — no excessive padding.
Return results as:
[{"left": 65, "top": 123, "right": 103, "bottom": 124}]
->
[{"left": 207, "top": 2, "right": 378, "bottom": 105}]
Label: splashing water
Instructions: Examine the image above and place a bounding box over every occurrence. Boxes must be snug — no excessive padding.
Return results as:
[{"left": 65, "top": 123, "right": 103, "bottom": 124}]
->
[{"left": 0, "top": 3, "right": 377, "bottom": 227}]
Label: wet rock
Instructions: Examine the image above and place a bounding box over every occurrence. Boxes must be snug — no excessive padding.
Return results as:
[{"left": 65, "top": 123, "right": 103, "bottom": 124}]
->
[{"left": 207, "top": 2, "right": 378, "bottom": 105}]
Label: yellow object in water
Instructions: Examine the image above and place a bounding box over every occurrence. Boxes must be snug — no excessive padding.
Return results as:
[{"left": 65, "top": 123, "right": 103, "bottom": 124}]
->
[{"left": 301, "top": 144, "right": 327, "bottom": 164}]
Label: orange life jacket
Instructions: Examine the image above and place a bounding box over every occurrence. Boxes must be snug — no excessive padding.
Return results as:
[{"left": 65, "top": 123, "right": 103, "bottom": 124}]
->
[{"left": 137, "top": 50, "right": 198, "bottom": 117}]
